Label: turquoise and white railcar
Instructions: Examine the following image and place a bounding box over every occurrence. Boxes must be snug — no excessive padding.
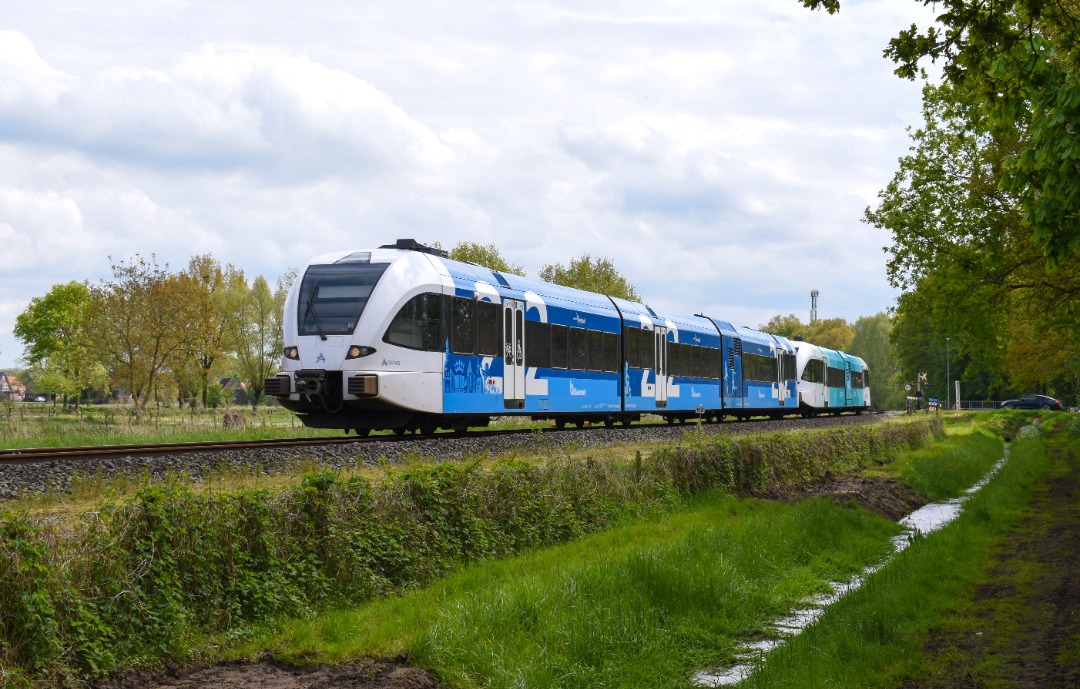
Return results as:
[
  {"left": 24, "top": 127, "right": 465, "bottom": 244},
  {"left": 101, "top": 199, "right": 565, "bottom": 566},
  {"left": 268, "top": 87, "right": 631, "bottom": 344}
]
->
[{"left": 795, "top": 342, "right": 870, "bottom": 415}]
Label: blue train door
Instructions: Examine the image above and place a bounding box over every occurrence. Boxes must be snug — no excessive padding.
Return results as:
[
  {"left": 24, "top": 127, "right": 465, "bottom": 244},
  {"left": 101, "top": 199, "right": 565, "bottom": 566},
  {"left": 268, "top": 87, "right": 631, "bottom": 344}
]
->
[
  {"left": 655, "top": 326, "right": 669, "bottom": 407},
  {"left": 503, "top": 299, "right": 525, "bottom": 409}
]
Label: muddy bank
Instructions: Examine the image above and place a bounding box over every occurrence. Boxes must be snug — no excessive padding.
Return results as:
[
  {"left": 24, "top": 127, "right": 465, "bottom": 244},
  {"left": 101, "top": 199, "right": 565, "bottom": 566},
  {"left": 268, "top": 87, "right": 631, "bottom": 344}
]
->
[
  {"left": 755, "top": 472, "right": 930, "bottom": 521},
  {"left": 95, "top": 656, "right": 441, "bottom": 689}
]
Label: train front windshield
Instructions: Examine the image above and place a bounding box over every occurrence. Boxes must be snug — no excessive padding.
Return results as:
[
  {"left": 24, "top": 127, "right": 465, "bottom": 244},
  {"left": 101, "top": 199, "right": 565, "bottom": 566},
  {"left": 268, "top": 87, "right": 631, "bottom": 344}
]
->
[{"left": 297, "top": 263, "right": 389, "bottom": 337}]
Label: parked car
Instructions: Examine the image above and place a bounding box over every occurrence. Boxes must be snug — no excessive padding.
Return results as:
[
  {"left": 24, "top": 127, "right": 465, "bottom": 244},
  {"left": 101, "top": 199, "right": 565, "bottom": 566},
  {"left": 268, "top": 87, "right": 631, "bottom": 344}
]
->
[{"left": 1000, "top": 394, "right": 1064, "bottom": 411}]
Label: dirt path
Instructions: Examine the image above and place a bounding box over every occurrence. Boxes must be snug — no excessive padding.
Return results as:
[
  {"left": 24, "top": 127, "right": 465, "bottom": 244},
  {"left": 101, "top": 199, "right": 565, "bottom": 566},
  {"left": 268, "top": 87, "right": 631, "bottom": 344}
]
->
[{"left": 902, "top": 443, "right": 1080, "bottom": 688}]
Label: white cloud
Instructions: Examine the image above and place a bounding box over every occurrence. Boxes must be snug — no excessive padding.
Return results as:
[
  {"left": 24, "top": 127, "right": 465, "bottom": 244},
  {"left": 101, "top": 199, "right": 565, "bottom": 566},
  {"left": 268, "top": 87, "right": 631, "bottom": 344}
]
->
[{"left": 0, "top": 1, "right": 942, "bottom": 368}]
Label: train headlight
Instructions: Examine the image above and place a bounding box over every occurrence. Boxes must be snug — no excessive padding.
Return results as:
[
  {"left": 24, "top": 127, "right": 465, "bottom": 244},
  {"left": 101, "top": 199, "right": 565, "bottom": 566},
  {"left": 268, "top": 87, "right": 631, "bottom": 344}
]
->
[
  {"left": 284, "top": 346, "right": 299, "bottom": 360},
  {"left": 346, "top": 345, "right": 376, "bottom": 360}
]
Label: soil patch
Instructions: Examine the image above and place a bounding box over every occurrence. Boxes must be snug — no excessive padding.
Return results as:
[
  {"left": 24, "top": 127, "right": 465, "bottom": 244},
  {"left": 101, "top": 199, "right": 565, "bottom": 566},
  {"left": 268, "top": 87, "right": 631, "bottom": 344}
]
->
[
  {"left": 95, "top": 656, "right": 444, "bottom": 689},
  {"left": 756, "top": 472, "right": 930, "bottom": 521}
]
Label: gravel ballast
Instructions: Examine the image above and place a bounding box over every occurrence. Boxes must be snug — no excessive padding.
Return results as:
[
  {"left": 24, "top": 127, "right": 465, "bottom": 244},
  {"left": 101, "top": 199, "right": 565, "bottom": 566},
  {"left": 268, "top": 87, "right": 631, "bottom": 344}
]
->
[{"left": 0, "top": 413, "right": 895, "bottom": 499}]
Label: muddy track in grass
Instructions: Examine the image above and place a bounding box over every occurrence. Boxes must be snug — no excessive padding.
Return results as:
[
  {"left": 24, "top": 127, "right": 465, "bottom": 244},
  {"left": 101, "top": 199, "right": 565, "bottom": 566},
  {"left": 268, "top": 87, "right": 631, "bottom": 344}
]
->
[{"left": 899, "top": 442, "right": 1080, "bottom": 689}]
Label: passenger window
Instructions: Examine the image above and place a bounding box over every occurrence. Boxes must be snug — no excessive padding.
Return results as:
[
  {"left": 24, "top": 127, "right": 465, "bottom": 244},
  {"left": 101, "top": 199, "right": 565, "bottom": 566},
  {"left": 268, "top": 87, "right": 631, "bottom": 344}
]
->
[
  {"left": 569, "top": 327, "right": 587, "bottom": 370},
  {"left": 603, "top": 332, "right": 619, "bottom": 373},
  {"left": 476, "top": 301, "right": 500, "bottom": 356},
  {"left": 450, "top": 297, "right": 474, "bottom": 354},
  {"left": 642, "top": 328, "right": 654, "bottom": 370},
  {"left": 587, "top": 330, "right": 603, "bottom": 372},
  {"left": 551, "top": 324, "right": 569, "bottom": 369},
  {"left": 625, "top": 326, "right": 640, "bottom": 368},
  {"left": 525, "top": 321, "right": 551, "bottom": 368},
  {"left": 384, "top": 293, "right": 442, "bottom": 351},
  {"left": 669, "top": 343, "right": 682, "bottom": 377}
]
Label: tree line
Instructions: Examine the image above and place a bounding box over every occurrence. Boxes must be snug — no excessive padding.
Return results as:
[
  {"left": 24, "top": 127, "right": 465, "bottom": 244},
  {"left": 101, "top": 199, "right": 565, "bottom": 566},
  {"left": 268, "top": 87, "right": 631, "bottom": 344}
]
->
[
  {"left": 802, "top": 0, "right": 1080, "bottom": 406},
  {"left": 14, "top": 255, "right": 290, "bottom": 415}
]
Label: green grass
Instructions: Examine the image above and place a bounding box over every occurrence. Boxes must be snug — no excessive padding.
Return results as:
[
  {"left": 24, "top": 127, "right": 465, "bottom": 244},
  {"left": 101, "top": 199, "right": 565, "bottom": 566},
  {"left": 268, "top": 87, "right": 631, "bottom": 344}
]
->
[
  {"left": 237, "top": 491, "right": 902, "bottom": 688},
  {"left": 889, "top": 424, "right": 1004, "bottom": 501},
  {"left": 0, "top": 404, "right": 341, "bottom": 449},
  {"left": 738, "top": 427, "right": 1051, "bottom": 688}
]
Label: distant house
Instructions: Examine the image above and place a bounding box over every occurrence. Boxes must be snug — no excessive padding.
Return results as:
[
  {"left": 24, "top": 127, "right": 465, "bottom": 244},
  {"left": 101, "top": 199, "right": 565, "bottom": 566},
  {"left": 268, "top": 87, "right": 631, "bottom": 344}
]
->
[
  {"left": 0, "top": 372, "right": 25, "bottom": 401},
  {"left": 219, "top": 377, "right": 249, "bottom": 406}
]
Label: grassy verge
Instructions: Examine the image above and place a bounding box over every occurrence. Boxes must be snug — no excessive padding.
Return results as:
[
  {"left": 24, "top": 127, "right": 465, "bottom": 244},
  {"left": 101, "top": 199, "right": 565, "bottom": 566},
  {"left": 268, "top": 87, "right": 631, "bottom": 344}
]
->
[
  {"left": 0, "top": 405, "right": 337, "bottom": 449},
  {"left": 0, "top": 419, "right": 938, "bottom": 686},
  {"left": 240, "top": 491, "right": 902, "bottom": 689},
  {"left": 739, "top": 418, "right": 1052, "bottom": 688}
]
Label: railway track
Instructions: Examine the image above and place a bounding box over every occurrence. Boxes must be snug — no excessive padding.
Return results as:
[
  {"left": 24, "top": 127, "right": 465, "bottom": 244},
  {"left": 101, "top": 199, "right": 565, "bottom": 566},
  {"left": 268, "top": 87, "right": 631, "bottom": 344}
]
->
[
  {"left": 0, "top": 411, "right": 889, "bottom": 468},
  {"left": 0, "top": 435, "right": 421, "bottom": 466}
]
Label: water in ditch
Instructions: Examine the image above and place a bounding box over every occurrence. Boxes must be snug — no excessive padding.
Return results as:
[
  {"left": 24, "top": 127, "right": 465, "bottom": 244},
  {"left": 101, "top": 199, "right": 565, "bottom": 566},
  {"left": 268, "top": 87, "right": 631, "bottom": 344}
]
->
[{"left": 694, "top": 450, "right": 1010, "bottom": 687}]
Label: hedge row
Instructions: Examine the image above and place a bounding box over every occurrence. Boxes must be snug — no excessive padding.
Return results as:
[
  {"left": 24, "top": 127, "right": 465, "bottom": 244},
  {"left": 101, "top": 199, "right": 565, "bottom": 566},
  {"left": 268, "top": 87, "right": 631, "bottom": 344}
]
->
[{"left": 0, "top": 418, "right": 941, "bottom": 686}]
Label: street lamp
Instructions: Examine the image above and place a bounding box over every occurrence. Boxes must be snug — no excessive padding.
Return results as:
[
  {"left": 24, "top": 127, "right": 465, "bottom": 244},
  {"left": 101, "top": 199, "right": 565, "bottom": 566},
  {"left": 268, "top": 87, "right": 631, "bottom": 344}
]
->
[{"left": 946, "top": 337, "right": 951, "bottom": 411}]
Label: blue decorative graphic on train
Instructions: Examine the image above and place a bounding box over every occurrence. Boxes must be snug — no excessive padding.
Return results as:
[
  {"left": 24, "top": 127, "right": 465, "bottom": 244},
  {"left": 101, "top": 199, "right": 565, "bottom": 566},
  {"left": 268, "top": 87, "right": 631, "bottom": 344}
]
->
[{"left": 443, "top": 355, "right": 488, "bottom": 394}]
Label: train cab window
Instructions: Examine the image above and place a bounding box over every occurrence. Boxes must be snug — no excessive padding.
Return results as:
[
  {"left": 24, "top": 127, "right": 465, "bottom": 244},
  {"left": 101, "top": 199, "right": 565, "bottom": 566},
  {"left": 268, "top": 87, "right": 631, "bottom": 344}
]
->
[
  {"left": 603, "top": 332, "right": 619, "bottom": 373},
  {"left": 450, "top": 297, "right": 475, "bottom": 355},
  {"left": 297, "top": 262, "right": 390, "bottom": 337},
  {"left": 569, "top": 327, "right": 588, "bottom": 370},
  {"left": 851, "top": 370, "right": 864, "bottom": 389},
  {"left": 863, "top": 369, "right": 870, "bottom": 389},
  {"left": 551, "top": 324, "right": 569, "bottom": 369},
  {"left": 384, "top": 293, "right": 442, "bottom": 351},
  {"left": 587, "top": 330, "right": 603, "bottom": 372},
  {"left": 625, "top": 327, "right": 640, "bottom": 368},
  {"left": 525, "top": 321, "right": 551, "bottom": 368},
  {"left": 476, "top": 301, "right": 500, "bottom": 356}
]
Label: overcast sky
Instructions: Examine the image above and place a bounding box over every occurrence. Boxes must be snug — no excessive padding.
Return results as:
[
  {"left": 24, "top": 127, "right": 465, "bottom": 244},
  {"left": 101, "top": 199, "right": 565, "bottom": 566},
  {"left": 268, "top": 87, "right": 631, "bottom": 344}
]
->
[{"left": 0, "top": 0, "right": 940, "bottom": 370}]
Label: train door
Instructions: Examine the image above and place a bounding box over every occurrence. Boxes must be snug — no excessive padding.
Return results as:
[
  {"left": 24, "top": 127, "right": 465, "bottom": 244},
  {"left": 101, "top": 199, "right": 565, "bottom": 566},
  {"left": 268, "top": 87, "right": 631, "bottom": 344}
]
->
[
  {"left": 776, "top": 350, "right": 786, "bottom": 407},
  {"left": 845, "top": 360, "right": 853, "bottom": 408},
  {"left": 655, "top": 326, "right": 669, "bottom": 407},
  {"left": 503, "top": 299, "right": 525, "bottom": 409}
]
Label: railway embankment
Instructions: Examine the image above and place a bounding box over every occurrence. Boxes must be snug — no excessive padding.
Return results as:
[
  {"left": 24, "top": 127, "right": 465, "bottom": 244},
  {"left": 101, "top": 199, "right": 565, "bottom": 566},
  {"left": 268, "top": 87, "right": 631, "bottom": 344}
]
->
[{"left": 0, "top": 417, "right": 939, "bottom": 686}]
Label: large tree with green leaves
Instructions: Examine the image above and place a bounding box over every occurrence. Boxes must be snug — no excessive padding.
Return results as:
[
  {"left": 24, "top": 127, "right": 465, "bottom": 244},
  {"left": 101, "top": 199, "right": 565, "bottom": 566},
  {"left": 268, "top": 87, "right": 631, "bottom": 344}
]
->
[
  {"left": 539, "top": 255, "right": 641, "bottom": 301},
  {"left": 13, "top": 281, "right": 107, "bottom": 408},
  {"left": 802, "top": 0, "right": 1080, "bottom": 268},
  {"left": 445, "top": 241, "right": 526, "bottom": 276},
  {"left": 849, "top": 312, "right": 903, "bottom": 409},
  {"left": 179, "top": 254, "right": 248, "bottom": 408},
  {"left": 85, "top": 255, "right": 202, "bottom": 417},
  {"left": 758, "top": 314, "right": 854, "bottom": 351},
  {"left": 866, "top": 79, "right": 1079, "bottom": 400},
  {"left": 229, "top": 274, "right": 284, "bottom": 410}
]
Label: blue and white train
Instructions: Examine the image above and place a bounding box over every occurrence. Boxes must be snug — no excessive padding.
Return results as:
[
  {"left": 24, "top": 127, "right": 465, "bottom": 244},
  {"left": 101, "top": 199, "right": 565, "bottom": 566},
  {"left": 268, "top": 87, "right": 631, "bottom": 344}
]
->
[{"left": 265, "top": 239, "right": 870, "bottom": 434}]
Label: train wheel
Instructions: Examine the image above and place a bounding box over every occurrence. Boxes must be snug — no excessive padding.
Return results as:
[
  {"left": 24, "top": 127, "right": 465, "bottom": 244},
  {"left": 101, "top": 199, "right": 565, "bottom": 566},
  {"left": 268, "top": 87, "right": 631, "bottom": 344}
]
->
[
  {"left": 421, "top": 423, "right": 437, "bottom": 437},
  {"left": 394, "top": 427, "right": 407, "bottom": 436},
  {"left": 555, "top": 419, "right": 567, "bottom": 430},
  {"left": 604, "top": 417, "right": 615, "bottom": 428},
  {"left": 353, "top": 428, "right": 370, "bottom": 437}
]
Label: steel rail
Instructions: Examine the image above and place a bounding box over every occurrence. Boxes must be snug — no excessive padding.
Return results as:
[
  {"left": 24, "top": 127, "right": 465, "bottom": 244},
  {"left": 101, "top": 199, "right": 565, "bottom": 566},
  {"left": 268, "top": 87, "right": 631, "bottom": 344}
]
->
[
  {"left": 0, "top": 411, "right": 886, "bottom": 467},
  {"left": 0, "top": 436, "right": 378, "bottom": 465}
]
